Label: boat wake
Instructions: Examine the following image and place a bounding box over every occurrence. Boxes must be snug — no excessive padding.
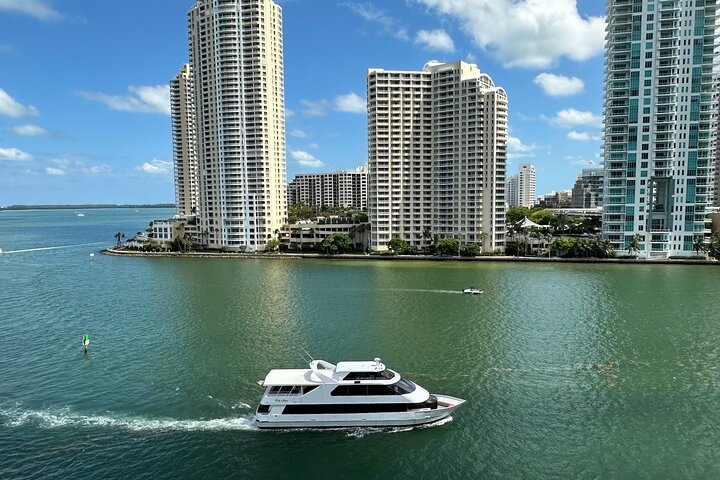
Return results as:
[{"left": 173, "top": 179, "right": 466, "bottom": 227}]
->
[
  {"left": 2, "top": 241, "right": 108, "bottom": 254},
  {"left": 386, "top": 288, "right": 462, "bottom": 294},
  {"left": 344, "top": 416, "right": 454, "bottom": 438},
  {"left": 0, "top": 405, "right": 256, "bottom": 432}
]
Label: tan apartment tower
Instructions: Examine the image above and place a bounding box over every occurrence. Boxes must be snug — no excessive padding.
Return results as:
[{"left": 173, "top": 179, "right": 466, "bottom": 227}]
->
[
  {"left": 507, "top": 163, "right": 536, "bottom": 208},
  {"left": 188, "top": 0, "right": 287, "bottom": 251},
  {"left": 288, "top": 166, "right": 368, "bottom": 210},
  {"left": 170, "top": 64, "right": 198, "bottom": 217},
  {"left": 367, "top": 61, "right": 508, "bottom": 253}
]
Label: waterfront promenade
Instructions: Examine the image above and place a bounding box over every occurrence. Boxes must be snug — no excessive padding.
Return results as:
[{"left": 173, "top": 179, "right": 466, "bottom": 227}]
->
[{"left": 103, "top": 247, "right": 719, "bottom": 265}]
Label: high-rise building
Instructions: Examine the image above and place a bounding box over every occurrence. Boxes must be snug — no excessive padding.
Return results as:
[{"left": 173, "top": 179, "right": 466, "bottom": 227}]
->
[
  {"left": 714, "top": 123, "right": 719, "bottom": 207},
  {"left": 571, "top": 168, "right": 604, "bottom": 209},
  {"left": 507, "top": 163, "right": 536, "bottom": 208},
  {"left": 170, "top": 64, "right": 198, "bottom": 217},
  {"left": 367, "top": 61, "right": 508, "bottom": 253},
  {"left": 507, "top": 175, "right": 518, "bottom": 208},
  {"left": 288, "top": 166, "right": 368, "bottom": 210},
  {"left": 603, "top": 0, "right": 717, "bottom": 258},
  {"left": 187, "top": 0, "right": 286, "bottom": 251},
  {"left": 536, "top": 191, "right": 571, "bottom": 209}
]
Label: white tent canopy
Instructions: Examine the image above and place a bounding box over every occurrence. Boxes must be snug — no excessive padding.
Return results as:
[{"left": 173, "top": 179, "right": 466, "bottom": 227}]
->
[{"left": 515, "top": 216, "right": 549, "bottom": 229}]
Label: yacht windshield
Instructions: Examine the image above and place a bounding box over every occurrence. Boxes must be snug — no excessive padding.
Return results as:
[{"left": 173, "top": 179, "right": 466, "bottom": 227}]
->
[
  {"left": 343, "top": 369, "right": 395, "bottom": 381},
  {"left": 391, "top": 378, "right": 416, "bottom": 394}
]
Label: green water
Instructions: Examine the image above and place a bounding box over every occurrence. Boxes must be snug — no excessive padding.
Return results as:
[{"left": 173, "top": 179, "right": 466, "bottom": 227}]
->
[{"left": 1, "top": 209, "right": 720, "bottom": 479}]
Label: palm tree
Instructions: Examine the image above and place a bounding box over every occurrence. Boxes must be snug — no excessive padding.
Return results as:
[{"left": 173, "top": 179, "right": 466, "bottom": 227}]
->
[
  {"left": 308, "top": 228, "right": 316, "bottom": 250},
  {"left": 357, "top": 223, "right": 369, "bottom": 252},
  {"left": 708, "top": 232, "right": 720, "bottom": 260},
  {"left": 478, "top": 232, "right": 489, "bottom": 254},
  {"left": 627, "top": 233, "right": 642, "bottom": 256},
  {"left": 545, "top": 232, "right": 553, "bottom": 258},
  {"left": 183, "top": 233, "right": 194, "bottom": 252},
  {"left": 114, "top": 232, "right": 125, "bottom": 247},
  {"left": 518, "top": 227, "right": 530, "bottom": 256},
  {"left": 201, "top": 229, "right": 210, "bottom": 249},
  {"left": 693, "top": 236, "right": 706, "bottom": 257},
  {"left": 349, "top": 225, "right": 358, "bottom": 250},
  {"left": 175, "top": 222, "right": 185, "bottom": 240},
  {"left": 422, "top": 228, "right": 433, "bottom": 253}
]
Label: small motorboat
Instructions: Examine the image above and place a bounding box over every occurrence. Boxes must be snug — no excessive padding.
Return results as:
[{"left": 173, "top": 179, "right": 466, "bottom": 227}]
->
[{"left": 462, "top": 288, "right": 482, "bottom": 295}]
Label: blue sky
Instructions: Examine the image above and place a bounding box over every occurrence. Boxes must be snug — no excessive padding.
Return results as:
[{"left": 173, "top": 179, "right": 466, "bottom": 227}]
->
[{"left": 0, "top": 0, "right": 606, "bottom": 206}]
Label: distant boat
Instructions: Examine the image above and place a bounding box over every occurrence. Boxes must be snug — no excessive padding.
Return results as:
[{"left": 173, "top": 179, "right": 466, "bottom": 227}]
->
[
  {"left": 76, "top": 213, "right": 85, "bottom": 217},
  {"left": 462, "top": 288, "right": 482, "bottom": 295}
]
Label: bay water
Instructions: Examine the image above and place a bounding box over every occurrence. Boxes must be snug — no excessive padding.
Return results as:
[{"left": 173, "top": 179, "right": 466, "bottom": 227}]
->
[{"left": 1, "top": 208, "right": 720, "bottom": 479}]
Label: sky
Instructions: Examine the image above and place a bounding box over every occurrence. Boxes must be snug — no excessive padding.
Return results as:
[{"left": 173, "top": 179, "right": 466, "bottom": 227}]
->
[{"left": 0, "top": 0, "right": 607, "bottom": 206}]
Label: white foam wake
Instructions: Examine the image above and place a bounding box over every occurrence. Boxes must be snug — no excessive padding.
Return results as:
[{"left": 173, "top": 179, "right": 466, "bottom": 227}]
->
[
  {"left": 0, "top": 406, "right": 256, "bottom": 432},
  {"left": 340, "top": 416, "right": 454, "bottom": 438},
  {"left": 2, "top": 242, "right": 107, "bottom": 254}
]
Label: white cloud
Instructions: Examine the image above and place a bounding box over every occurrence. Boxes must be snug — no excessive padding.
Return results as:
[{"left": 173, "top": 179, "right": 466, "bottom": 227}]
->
[
  {"left": 289, "top": 129, "right": 309, "bottom": 138},
  {"left": 300, "top": 99, "right": 329, "bottom": 118},
  {"left": 290, "top": 150, "right": 324, "bottom": 168},
  {"left": 45, "top": 167, "right": 66, "bottom": 176},
  {"left": 77, "top": 85, "right": 170, "bottom": 115},
  {"left": 414, "top": 29, "right": 455, "bottom": 52},
  {"left": 136, "top": 158, "right": 172, "bottom": 174},
  {"left": 335, "top": 92, "right": 366, "bottom": 113},
  {"left": 534, "top": 73, "right": 584, "bottom": 96},
  {"left": 344, "top": 3, "right": 409, "bottom": 41},
  {"left": 49, "top": 158, "right": 69, "bottom": 167},
  {"left": 567, "top": 156, "right": 596, "bottom": 167},
  {"left": 0, "top": 0, "right": 62, "bottom": 21},
  {"left": 507, "top": 136, "right": 536, "bottom": 160},
  {"left": 0, "top": 146, "right": 32, "bottom": 160},
  {"left": 12, "top": 124, "right": 47, "bottom": 136},
  {"left": 567, "top": 131, "right": 600, "bottom": 141},
  {"left": 0, "top": 88, "right": 39, "bottom": 118},
  {"left": 414, "top": 0, "right": 604, "bottom": 68},
  {"left": 48, "top": 157, "right": 112, "bottom": 174},
  {"left": 82, "top": 164, "right": 112, "bottom": 174},
  {"left": 549, "top": 108, "right": 602, "bottom": 129}
]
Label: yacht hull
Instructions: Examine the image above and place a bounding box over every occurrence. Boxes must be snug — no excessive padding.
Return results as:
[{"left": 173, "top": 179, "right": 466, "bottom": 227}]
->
[{"left": 255, "top": 395, "right": 464, "bottom": 429}]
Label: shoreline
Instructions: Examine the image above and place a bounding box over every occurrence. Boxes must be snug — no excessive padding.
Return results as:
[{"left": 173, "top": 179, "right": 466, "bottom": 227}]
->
[{"left": 102, "top": 247, "right": 719, "bottom": 265}]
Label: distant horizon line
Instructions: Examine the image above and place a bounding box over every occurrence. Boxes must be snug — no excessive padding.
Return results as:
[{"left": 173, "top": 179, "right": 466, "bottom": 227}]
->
[{"left": 0, "top": 203, "right": 176, "bottom": 211}]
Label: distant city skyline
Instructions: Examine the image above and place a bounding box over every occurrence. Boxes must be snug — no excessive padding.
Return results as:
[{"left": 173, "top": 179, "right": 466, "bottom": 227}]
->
[{"left": 0, "top": 0, "right": 605, "bottom": 205}]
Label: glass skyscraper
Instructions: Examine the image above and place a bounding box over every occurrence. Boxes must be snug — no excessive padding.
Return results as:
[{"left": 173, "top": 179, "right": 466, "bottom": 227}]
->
[{"left": 603, "top": 0, "right": 717, "bottom": 258}]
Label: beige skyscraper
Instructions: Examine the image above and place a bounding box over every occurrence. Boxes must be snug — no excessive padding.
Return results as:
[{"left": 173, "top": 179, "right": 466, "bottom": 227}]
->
[
  {"left": 367, "top": 61, "right": 508, "bottom": 253},
  {"left": 188, "top": 0, "right": 286, "bottom": 251},
  {"left": 170, "top": 64, "right": 198, "bottom": 217},
  {"left": 288, "top": 167, "right": 369, "bottom": 210},
  {"left": 507, "top": 163, "right": 536, "bottom": 208}
]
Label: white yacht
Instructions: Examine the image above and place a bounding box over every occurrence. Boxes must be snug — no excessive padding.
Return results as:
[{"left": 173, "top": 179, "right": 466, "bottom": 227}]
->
[
  {"left": 255, "top": 357, "right": 465, "bottom": 429},
  {"left": 462, "top": 288, "right": 483, "bottom": 295}
]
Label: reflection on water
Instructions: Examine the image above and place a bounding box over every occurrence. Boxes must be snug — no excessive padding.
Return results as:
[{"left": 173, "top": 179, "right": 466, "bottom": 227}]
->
[{"left": 2, "top": 210, "right": 720, "bottom": 478}]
